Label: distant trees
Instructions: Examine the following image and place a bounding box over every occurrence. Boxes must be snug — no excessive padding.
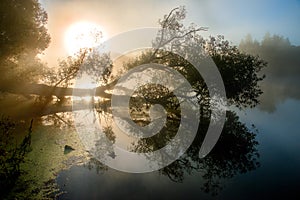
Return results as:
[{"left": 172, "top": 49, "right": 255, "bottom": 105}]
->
[{"left": 239, "top": 33, "right": 300, "bottom": 112}]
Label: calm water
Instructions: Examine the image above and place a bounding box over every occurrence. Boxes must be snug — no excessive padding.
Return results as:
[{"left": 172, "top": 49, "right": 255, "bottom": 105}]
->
[{"left": 54, "top": 99, "right": 300, "bottom": 199}]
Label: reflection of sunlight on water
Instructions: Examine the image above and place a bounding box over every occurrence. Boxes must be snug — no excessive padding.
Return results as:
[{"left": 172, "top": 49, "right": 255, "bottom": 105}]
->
[
  {"left": 72, "top": 96, "right": 103, "bottom": 104},
  {"left": 72, "top": 73, "right": 103, "bottom": 103},
  {"left": 72, "top": 96, "right": 93, "bottom": 103},
  {"left": 41, "top": 112, "right": 74, "bottom": 128},
  {"left": 95, "top": 110, "right": 138, "bottom": 149},
  {"left": 74, "top": 108, "right": 139, "bottom": 152}
]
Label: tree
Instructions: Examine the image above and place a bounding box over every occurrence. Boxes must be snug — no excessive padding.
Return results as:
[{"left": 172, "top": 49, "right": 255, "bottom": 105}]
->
[
  {"left": 239, "top": 33, "right": 300, "bottom": 112},
  {"left": 0, "top": 0, "right": 50, "bottom": 57},
  {"left": 99, "top": 6, "right": 264, "bottom": 194},
  {"left": 67, "top": 7, "right": 263, "bottom": 194},
  {"left": 0, "top": 4, "right": 266, "bottom": 120},
  {"left": 0, "top": 0, "right": 50, "bottom": 85},
  {"left": 122, "top": 7, "right": 266, "bottom": 109}
]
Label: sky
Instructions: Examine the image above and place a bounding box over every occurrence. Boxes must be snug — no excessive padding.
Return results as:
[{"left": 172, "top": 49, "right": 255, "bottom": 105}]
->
[{"left": 39, "top": 0, "right": 300, "bottom": 66}]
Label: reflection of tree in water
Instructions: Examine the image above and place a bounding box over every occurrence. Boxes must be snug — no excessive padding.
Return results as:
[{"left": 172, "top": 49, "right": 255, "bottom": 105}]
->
[
  {"left": 160, "top": 111, "right": 259, "bottom": 195},
  {"left": 90, "top": 112, "right": 117, "bottom": 161},
  {"left": 87, "top": 109, "right": 259, "bottom": 195},
  {"left": 79, "top": 7, "right": 262, "bottom": 195},
  {"left": 126, "top": 83, "right": 259, "bottom": 194},
  {"left": 40, "top": 112, "right": 74, "bottom": 129},
  {"left": 83, "top": 157, "right": 108, "bottom": 175},
  {"left": 86, "top": 72, "right": 260, "bottom": 195},
  {"left": 128, "top": 84, "right": 180, "bottom": 150}
]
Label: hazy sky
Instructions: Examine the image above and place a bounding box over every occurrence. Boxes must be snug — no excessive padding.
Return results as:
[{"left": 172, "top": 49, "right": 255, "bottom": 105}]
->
[{"left": 39, "top": 0, "right": 300, "bottom": 66}]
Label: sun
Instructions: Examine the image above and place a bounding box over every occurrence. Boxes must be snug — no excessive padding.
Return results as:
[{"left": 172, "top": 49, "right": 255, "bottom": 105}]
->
[{"left": 64, "top": 21, "right": 106, "bottom": 55}]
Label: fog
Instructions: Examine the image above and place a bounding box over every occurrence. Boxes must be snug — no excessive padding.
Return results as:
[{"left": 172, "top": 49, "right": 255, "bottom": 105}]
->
[{"left": 239, "top": 34, "right": 300, "bottom": 112}]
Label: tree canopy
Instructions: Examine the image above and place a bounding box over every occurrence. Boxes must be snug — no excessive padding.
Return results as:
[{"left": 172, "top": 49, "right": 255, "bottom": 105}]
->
[
  {"left": 0, "top": 0, "right": 50, "bottom": 58},
  {"left": 0, "top": 0, "right": 50, "bottom": 85},
  {"left": 122, "top": 7, "right": 266, "bottom": 110}
]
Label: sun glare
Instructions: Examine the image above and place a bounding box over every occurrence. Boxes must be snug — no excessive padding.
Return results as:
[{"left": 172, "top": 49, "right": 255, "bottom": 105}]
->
[{"left": 64, "top": 21, "right": 106, "bottom": 55}]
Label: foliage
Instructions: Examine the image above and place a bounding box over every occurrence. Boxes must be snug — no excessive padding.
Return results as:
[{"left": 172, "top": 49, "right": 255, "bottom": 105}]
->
[
  {"left": 124, "top": 6, "right": 266, "bottom": 109},
  {"left": 0, "top": 0, "right": 50, "bottom": 84},
  {"left": 0, "top": 0, "right": 50, "bottom": 57},
  {"left": 239, "top": 33, "right": 300, "bottom": 112},
  {"left": 208, "top": 36, "right": 267, "bottom": 107},
  {"left": 120, "top": 7, "right": 263, "bottom": 194},
  {"left": 43, "top": 49, "right": 113, "bottom": 88}
]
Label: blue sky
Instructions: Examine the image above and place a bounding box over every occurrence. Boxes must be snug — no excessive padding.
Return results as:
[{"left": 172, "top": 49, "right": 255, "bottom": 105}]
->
[
  {"left": 40, "top": 0, "right": 300, "bottom": 44},
  {"left": 39, "top": 0, "right": 300, "bottom": 66},
  {"left": 185, "top": 0, "right": 300, "bottom": 45}
]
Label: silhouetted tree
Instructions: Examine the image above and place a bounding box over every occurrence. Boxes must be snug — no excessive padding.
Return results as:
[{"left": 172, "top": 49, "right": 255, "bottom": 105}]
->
[
  {"left": 123, "top": 7, "right": 266, "bottom": 109},
  {"left": 115, "top": 7, "right": 263, "bottom": 194},
  {"left": 0, "top": 0, "right": 50, "bottom": 84}
]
